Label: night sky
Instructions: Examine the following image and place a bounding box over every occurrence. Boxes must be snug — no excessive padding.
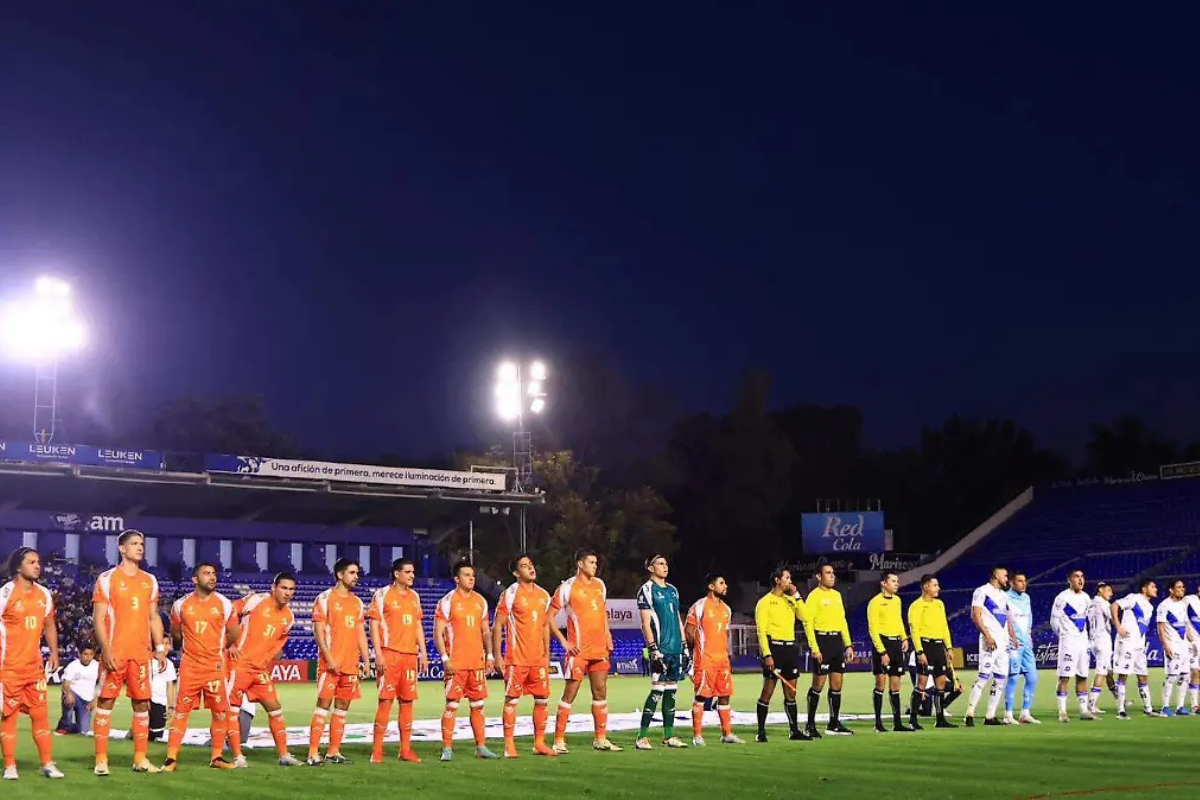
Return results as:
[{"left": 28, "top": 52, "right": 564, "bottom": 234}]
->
[{"left": 2, "top": 4, "right": 1198, "bottom": 462}]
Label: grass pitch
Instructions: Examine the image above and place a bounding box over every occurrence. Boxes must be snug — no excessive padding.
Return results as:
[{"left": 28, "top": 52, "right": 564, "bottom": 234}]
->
[{"left": 4, "top": 670, "right": 1199, "bottom": 799}]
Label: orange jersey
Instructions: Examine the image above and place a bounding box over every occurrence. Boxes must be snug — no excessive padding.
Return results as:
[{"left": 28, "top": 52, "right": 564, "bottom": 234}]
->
[
  {"left": 686, "top": 596, "right": 731, "bottom": 668},
  {"left": 171, "top": 591, "right": 235, "bottom": 678},
  {"left": 312, "top": 588, "right": 365, "bottom": 674},
  {"left": 551, "top": 576, "right": 609, "bottom": 660},
  {"left": 93, "top": 567, "right": 160, "bottom": 661},
  {"left": 435, "top": 590, "right": 489, "bottom": 669},
  {"left": 495, "top": 582, "right": 551, "bottom": 667},
  {"left": 0, "top": 581, "right": 54, "bottom": 683},
  {"left": 233, "top": 593, "right": 294, "bottom": 673},
  {"left": 367, "top": 585, "right": 423, "bottom": 655}
]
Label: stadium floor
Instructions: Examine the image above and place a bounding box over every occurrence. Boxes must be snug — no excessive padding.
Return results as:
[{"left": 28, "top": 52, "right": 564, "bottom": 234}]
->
[{"left": 6, "top": 670, "right": 1200, "bottom": 799}]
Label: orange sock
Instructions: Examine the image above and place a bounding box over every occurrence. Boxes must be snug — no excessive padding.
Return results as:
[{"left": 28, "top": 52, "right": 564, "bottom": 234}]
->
[
  {"left": 1, "top": 712, "right": 17, "bottom": 768},
  {"left": 93, "top": 708, "right": 112, "bottom": 763},
  {"left": 718, "top": 704, "right": 733, "bottom": 736},
  {"left": 30, "top": 704, "right": 53, "bottom": 766},
  {"left": 469, "top": 701, "right": 486, "bottom": 747},
  {"left": 692, "top": 702, "right": 705, "bottom": 738},
  {"left": 166, "top": 708, "right": 190, "bottom": 761},
  {"left": 592, "top": 699, "right": 608, "bottom": 740},
  {"left": 373, "top": 701, "right": 393, "bottom": 759},
  {"left": 555, "top": 701, "right": 571, "bottom": 741},
  {"left": 268, "top": 710, "right": 289, "bottom": 758},
  {"left": 226, "top": 710, "right": 244, "bottom": 758},
  {"left": 210, "top": 711, "right": 228, "bottom": 761},
  {"left": 503, "top": 700, "right": 518, "bottom": 751},
  {"left": 131, "top": 710, "right": 150, "bottom": 762},
  {"left": 328, "top": 709, "right": 347, "bottom": 755},
  {"left": 308, "top": 708, "right": 328, "bottom": 759},
  {"left": 441, "top": 703, "right": 458, "bottom": 748},
  {"left": 399, "top": 702, "right": 414, "bottom": 754},
  {"left": 532, "top": 699, "right": 549, "bottom": 745}
]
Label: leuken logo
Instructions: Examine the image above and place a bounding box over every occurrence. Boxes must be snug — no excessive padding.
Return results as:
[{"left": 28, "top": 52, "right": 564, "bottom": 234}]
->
[{"left": 236, "top": 457, "right": 265, "bottom": 474}]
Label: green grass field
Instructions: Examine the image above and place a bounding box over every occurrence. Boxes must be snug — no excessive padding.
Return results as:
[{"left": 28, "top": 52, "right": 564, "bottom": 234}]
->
[{"left": 4, "top": 670, "right": 1199, "bottom": 799}]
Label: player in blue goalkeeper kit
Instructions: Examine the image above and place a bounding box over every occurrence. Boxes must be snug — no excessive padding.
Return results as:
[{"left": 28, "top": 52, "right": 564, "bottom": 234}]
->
[{"left": 1005, "top": 573, "right": 1040, "bottom": 724}]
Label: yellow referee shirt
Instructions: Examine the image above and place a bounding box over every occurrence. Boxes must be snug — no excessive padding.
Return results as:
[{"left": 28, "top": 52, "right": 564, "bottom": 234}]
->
[
  {"left": 907, "top": 596, "right": 952, "bottom": 650},
  {"left": 754, "top": 591, "right": 807, "bottom": 655},
  {"left": 866, "top": 593, "right": 907, "bottom": 653},
  {"left": 803, "top": 586, "right": 851, "bottom": 649}
]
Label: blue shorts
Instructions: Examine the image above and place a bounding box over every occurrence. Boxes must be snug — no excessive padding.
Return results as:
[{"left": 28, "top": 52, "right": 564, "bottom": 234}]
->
[{"left": 1009, "top": 645, "right": 1035, "bottom": 677}]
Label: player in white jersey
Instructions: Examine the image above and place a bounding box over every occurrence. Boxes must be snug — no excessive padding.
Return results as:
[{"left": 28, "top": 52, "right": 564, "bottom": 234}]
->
[
  {"left": 1155, "top": 579, "right": 1197, "bottom": 716},
  {"left": 1186, "top": 583, "right": 1200, "bottom": 713},
  {"left": 1049, "top": 569, "right": 1095, "bottom": 722},
  {"left": 965, "top": 566, "right": 1018, "bottom": 726},
  {"left": 1086, "top": 582, "right": 1117, "bottom": 713},
  {"left": 1111, "top": 578, "right": 1158, "bottom": 719}
]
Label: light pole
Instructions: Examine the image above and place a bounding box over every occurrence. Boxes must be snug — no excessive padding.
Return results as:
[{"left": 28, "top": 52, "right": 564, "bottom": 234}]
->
[
  {"left": 0, "top": 277, "right": 87, "bottom": 444},
  {"left": 495, "top": 359, "right": 547, "bottom": 551}
]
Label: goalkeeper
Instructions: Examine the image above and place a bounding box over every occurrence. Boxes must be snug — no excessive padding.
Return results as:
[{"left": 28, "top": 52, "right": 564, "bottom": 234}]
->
[{"left": 635, "top": 555, "right": 691, "bottom": 749}]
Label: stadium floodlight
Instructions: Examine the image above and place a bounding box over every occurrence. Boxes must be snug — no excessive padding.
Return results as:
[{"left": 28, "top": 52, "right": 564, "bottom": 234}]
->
[{"left": 494, "top": 359, "right": 548, "bottom": 495}]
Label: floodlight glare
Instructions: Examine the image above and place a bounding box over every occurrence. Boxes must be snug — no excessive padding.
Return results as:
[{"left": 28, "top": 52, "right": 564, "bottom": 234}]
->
[
  {"left": 0, "top": 278, "right": 87, "bottom": 362},
  {"left": 530, "top": 397, "right": 546, "bottom": 414},
  {"left": 530, "top": 361, "right": 547, "bottom": 381},
  {"left": 527, "top": 380, "right": 542, "bottom": 396},
  {"left": 498, "top": 361, "right": 519, "bottom": 383}
]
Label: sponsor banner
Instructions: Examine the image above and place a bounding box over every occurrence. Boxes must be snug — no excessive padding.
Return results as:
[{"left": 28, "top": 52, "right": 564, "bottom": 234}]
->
[
  {"left": 1161, "top": 460, "right": 1200, "bottom": 481},
  {"left": 205, "top": 454, "right": 506, "bottom": 491},
  {"left": 553, "top": 598, "right": 640, "bottom": 631},
  {"left": 960, "top": 641, "right": 1163, "bottom": 670},
  {"left": 269, "top": 660, "right": 311, "bottom": 683},
  {"left": 52, "top": 513, "right": 127, "bottom": 532},
  {"left": 793, "top": 552, "right": 928, "bottom": 574},
  {"left": 866, "top": 552, "right": 926, "bottom": 572},
  {"left": 0, "top": 440, "right": 163, "bottom": 470},
  {"left": 613, "top": 656, "right": 642, "bottom": 675},
  {"left": 801, "top": 511, "right": 886, "bottom": 554},
  {"left": 1050, "top": 471, "right": 1160, "bottom": 488}
]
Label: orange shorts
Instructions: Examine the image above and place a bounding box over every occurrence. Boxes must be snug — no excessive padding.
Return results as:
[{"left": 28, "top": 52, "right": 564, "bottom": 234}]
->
[
  {"left": 444, "top": 668, "right": 488, "bottom": 703},
  {"left": 317, "top": 671, "right": 362, "bottom": 702},
  {"left": 227, "top": 667, "right": 279, "bottom": 707},
  {"left": 177, "top": 673, "right": 231, "bottom": 712},
  {"left": 99, "top": 658, "right": 151, "bottom": 702},
  {"left": 1, "top": 677, "right": 48, "bottom": 716},
  {"left": 504, "top": 665, "right": 550, "bottom": 699},
  {"left": 564, "top": 656, "right": 609, "bottom": 681},
  {"left": 693, "top": 663, "right": 733, "bottom": 699},
  {"left": 377, "top": 653, "right": 419, "bottom": 702}
]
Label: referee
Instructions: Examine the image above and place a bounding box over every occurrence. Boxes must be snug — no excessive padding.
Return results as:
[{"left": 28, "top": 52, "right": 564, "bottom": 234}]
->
[
  {"left": 804, "top": 564, "right": 855, "bottom": 736},
  {"left": 754, "top": 568, "right": 810, "bottom": 742},
  {"left": 867, "top": 571, "right": 913, "bottom": 732},
  {"left": 907, "top": 573, "right": 957, "bottom": 728}
]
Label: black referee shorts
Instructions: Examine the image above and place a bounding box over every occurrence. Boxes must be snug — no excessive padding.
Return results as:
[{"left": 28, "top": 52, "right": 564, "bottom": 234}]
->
[
  {"left": 813, "top": 632, "right": 846, "bottom": 675},
  {"left": 871, "top": 635, "right": 906, "bottom": 677},
  {"left": 762, "top": 639, "right": 800, "bottom": 681},
  {"left": 919, "top": 639, "right": 949, "bottom": 678}
]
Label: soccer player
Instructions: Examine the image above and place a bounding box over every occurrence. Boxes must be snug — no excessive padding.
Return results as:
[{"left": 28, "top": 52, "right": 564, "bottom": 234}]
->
[
  {"left": 162, "top": 562, "right": 240, "bottom": 771},
  {"left": 964, "top": 565, "right": 1017, "bottom": 726},
  {"left": 1111, "top": 578, "right": 1158, "bottom": 719},
  {"left": 1185, "top": 582, "right": 1200, "bottom": 713},
  {"left": 1004, "top": 572, "right": 1039, "bottom": 724},
  {"left": 1049, "top": 569, "right": 1094, "bottom": 722},
  {"left": 308, "top": 558, "right": 370, "bottom": 765},
  {"left": 368, "top": 558, "right": 428, "bottom": 763},
  {"left": 0, "top": 547, "right": 63, "bottom": 779},
  {"left": 228, "top": 571, "right": 303, "bottom": 766},
  {"left": 635, "top": 555, "right": 690, "bottom": 749},
  {"left": 434, "top": 560, "right": 499, "bottom": 761},
  {"left": 1086, "top": 581, "right": 1117, "bottom": 714},
  {"left": 687, "top": 572, "right": 742, "bottom": 746},
  {"left": 906, "top": 574, "right": 956, "bottom": 728},
  {"left": 867, "top": 571, "right": 912, "bottom": 733},
  {"left": 1155, "top": 579, "right": 1196, "bottom": 717},
  {"left": 549, "top": 549, "right": 621, "bottom": 753},
  {"left": 804, "top": 564, "right": 855, "bottom": 737},
  {"left": 492, "top": 554, "right": 556, "bottom": 758},
  {"left": 93, "top": 530, "right": 168, "bottom": 775},
  {"left": 753, "top": 567, "right": 809, "bottom": 742}
]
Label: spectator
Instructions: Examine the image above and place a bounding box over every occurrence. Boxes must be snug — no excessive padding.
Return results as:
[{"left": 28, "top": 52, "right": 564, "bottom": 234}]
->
[
  {"left": 149, "top": 656, "right": 178, "bottom": 742},
  {"left": 57, "top": 644, "right": 99, "bottom": 735}
]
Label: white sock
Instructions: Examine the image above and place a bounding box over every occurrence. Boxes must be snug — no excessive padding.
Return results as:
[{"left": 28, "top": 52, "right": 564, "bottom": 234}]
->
[
  {"left": 1175, "top": 678, "right": 1189, "bottom": 710},
  {"left": 1190, "top": 682, "right": 1199, "bottom": 709},
  {"left": 985, "top": 679, "right": 1005, "bottom": 719},
  {"left": 1162, "top": 676, "right": 1175, "bottom": 710},
  {"left": 966, "top": 678, "right": 987, "bottom": 715},
  {"left": 1089, "top": 687, "right": 1102, "bottom": 711},
  {"left": 1138, "top": 683, "right": 1152, "bottom": 712},
  {"left": 1056, "top": 692, "right": 1068, "bottom": 715},
  {"left": 1077, "top": 693, "right": 1089, "bottom": 714},
  {"left": 1116, "top": 680, "right": 1127, "bottom": 712}
]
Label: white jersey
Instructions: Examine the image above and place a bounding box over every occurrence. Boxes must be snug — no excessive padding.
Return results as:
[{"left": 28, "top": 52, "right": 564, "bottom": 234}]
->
[
  {"left": 1185, "top": 595, "right": 1200, "bottom": 638},
  {"left": 1087, "top": 595, "right": 1113, "bottom": 645},
  {"left": 971, "top": 583, "right": 1010, "bottom": 646},
  {"left": 1156, "top": 597, "right": 1191, "bottom": 650},
  {"left": 1050, "top": 589, "right": 1090, "bottom": 644},
  {"left": 1114, "top": 593, "right": 1154, "bottom": 650}
]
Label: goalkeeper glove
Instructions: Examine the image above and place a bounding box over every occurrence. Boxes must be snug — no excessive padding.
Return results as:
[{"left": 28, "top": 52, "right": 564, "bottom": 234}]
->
[
  {"left": 648, "top": 643, "right": 665, "bottom": 674},
  {"left": 680, "top": 647, "right": 693, "bottom": 675}
]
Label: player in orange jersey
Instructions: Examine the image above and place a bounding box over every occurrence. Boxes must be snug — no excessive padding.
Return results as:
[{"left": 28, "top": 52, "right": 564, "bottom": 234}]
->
[
  {"left": 368, "top": 557, "right": 428, "bottom": 764},
  {"left": 434, "top": 560, "right": 499, "bottom": 761},
  {"left": 549, "top": 549, "right": 622, "bottom": 753},
  {"left": 307, "top": 558, "right": 370, "bottom": 766},
  {"left": 0, "top": 547, "right": 63, "bottom": 779},
  {"left": 161, "top": 562, "right": 240, "bottom": 771},
  {"left": 227, "top": 572, "right": 303, "bottom": 767},
  {"left": 686, "top": 572, "right": 743, "bottom": 746},
  {"left": 492, "top": 554, "right": 556, "bottom": 759},
  {"left": 92, "top": 530, "right": 168, "bottom": 776}
]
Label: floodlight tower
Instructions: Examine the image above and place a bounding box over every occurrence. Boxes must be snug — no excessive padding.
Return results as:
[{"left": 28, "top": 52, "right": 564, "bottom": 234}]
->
[
  {"left": 494, "top": 359, "right": 547, "bottom": 493},
  {"left": 0, "top": 277, "right": 87, "bottom": 444}
]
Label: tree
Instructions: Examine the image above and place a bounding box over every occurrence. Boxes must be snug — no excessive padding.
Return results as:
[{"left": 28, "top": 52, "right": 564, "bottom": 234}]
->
[
  {"left": 134, "top": 394, "right": 296, "bottom": 455},
  {"left": 1086, "top": 414, "right": 1178, "bottom": 476}
]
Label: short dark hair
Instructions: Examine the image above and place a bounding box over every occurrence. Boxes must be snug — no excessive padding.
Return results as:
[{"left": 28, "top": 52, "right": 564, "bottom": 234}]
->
[
  {"left": 6, "top": 547, "right": 36, "bottom": 578},
  {"left": 1096, "top": 581, "right": 1110, "bottom": 590},
  {"left": 991, "top": 565, "right": 1007, "bottom": 579},
  {"left": 880, "top": 571, "right": 899, "bottom": 583},
  {"left": 816, "top": 564, "right": 834, "bottom": 576},
  {"left": 1166, "top": 578, "right": 1184, "bottom": 590},
  {"left": 192, "top": 561, "right": 217, "bottom": 578},
  {"left": 391, "top": 558, "right": 415, "bottom": 575},
  {"left": 452, "top": 559, "right": 474, "bottom": 577},
  {"left": 272, "top": 571, "right": 297, "bottom": 586},
  {"left": 644, "top": 554, "right": 667, "bottom": 571},
  {"left": 508, "top": 554, "right": 533, "bottom": 574},
  {"left": 79, "top": 642, "right": 96, "bottom": 652},
  {"left": 1066, "top": 569, "right": 1082, "bottom": 579},
  {"left": 704, "top": 572, "right": 723, "bottom": 588},
  {"left": 574, "top": 549, "right": 597, "bottom": 564},
  {"left": 1140, "top": 577, "right": 1156, "bottom": 591},
  {"left": 769, "top": 566, "right": 790, "bottom": 586},
  {"left": 333, "top": 557, "right": 359, "bottom": 577},
  {"left": 118, "top": 530, "right": 145, "bottom": 546},
  {"left": 920, "top": 574, "right": 937, "bottom": 587}
]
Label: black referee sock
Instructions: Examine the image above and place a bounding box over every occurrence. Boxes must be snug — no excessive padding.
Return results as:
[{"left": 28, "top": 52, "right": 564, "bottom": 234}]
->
[
  {"left": 944, "top": 684, "right": 962, "bottom": 708},
  {"left": 756, "top": 700, "right": 769, "bottom": 734},
  {"left": 932, "top": 688, "right": 945, "bottom": 722},
  {"left": 783, "top": 699, "right": 799, "bottom": 733},
  {"left": 829, "top": 690, "right": 842, "bottom": 724},
  {"left": 889, "top": 691, "right": 902, "bottom": 726},
  {"left": 872, "top": 689, "right": 884, "bottom": 725},
  {"left": 806, "top": 689, "right": 820, "bottom": 727},
  {"left": 912, "top": 688, "right": 924, "bottom": 723}
]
